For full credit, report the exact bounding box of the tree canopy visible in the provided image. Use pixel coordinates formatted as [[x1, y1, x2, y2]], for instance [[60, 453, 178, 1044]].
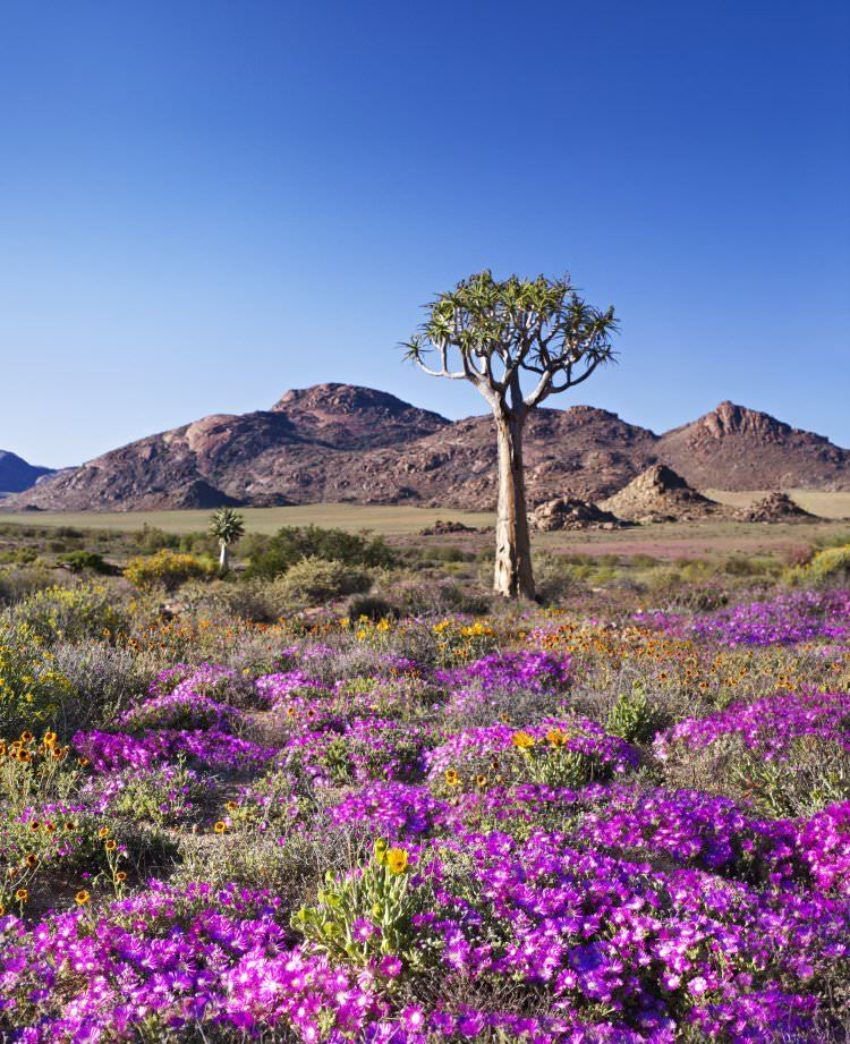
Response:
[[404, 271, 618, 412]]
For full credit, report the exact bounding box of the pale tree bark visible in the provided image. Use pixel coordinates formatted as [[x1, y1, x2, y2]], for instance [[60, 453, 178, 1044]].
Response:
[[219, 542, 230, 575], [493, 408, 535, 599]]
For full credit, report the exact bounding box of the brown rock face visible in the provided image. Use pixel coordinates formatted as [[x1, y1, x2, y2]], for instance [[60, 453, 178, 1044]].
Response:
[[599, 465, 723, 522], [7, 388, 849, 512], [270, 384, 449, 448]]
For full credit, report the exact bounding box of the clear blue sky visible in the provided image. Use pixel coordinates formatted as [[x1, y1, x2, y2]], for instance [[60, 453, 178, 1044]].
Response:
[[1, 0, 848, 468]]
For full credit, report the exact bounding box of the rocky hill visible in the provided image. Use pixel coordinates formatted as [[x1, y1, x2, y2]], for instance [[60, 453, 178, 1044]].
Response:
[[657, 401, 850, 491], [7, 386, 850, 512], [599, 465, 723, 522], [0, 451, 53, 494]]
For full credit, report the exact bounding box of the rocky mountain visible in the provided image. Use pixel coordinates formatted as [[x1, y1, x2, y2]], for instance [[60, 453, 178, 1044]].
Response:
[[0, 451, 53, 494], [7, 386, 850, 512], [657, 401, 850, 491]]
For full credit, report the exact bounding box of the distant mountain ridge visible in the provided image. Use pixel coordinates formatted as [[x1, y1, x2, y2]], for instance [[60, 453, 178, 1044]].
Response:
[[7, 384, 850, 511], [0, 451, 54, 494]]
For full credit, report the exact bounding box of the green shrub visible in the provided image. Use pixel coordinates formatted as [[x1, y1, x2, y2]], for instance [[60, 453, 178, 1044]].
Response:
[[0, 547, 38, 566], [0, 567, 59, 607], [124, 550, 214, 593], [49, 643, 147, 731], [246, 525, 396, 579], [347, 595, 397, 622], [0, 624, 75, 735], [134, 525, 181, 552], [9, 585, 128, 644], [788, 544, 850, 587], [273, 557, 371, 609], [58, 550, 113, 574]]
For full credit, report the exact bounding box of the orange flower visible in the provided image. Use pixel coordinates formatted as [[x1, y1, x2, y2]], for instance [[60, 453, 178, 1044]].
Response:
[[14, 888, 28, 903]]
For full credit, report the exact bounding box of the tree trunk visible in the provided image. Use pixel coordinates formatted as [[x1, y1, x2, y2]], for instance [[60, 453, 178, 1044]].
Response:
[[219, 541, 229, 575], [493, 409, 535, 599]]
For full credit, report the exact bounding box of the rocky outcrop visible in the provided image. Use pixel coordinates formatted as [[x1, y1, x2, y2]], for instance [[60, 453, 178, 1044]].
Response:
[[735, 491, 815, 523], [529, 498, 626, 531], [598, 465, 723, 523], [419, 520, 479, 536]]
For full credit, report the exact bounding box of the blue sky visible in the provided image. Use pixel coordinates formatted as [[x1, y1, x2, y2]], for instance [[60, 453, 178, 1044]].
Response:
[[1, 0, 848, 467]]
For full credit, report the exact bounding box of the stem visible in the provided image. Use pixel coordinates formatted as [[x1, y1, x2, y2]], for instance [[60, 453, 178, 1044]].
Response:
[[492, 409, 535, 599]]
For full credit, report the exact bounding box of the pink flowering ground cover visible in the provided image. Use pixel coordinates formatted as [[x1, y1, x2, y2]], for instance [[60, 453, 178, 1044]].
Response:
[[1, 598, 850, 1041]]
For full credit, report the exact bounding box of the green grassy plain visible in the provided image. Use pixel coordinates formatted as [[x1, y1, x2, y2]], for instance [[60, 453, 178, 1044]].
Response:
[[0, 504, 494, 536], [0, 492, 848, 561]]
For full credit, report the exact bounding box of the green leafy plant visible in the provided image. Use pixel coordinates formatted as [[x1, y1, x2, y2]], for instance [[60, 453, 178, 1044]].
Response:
[[292, 840, 429, 967], [607, 682, 661, 744]]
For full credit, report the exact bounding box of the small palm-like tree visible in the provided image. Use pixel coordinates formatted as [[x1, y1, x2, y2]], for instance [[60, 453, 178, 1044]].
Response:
[[209, 507, 245, 575]]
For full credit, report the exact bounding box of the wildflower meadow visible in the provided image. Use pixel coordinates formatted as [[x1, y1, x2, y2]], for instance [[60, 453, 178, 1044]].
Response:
[[0, 525, 849, 1041]]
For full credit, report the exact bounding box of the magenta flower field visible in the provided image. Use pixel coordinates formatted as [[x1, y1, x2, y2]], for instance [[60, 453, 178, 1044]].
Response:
[[1, 587, 850, 1042]]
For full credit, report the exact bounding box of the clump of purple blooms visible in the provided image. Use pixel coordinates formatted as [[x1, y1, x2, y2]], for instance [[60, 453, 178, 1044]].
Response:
[[637, 590, 850, 646], [436, 650, 571, 692], [654, 689, 850, 761]]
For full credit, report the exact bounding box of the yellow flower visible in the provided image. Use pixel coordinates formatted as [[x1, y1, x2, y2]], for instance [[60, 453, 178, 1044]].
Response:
[[14, 888, 28, 903], [546, 728, 569, 748], [104, 839, 117, 852], [114, 871, 127, 883], [97, 827, 110, 839], [475, 774, 488, 788], [444, 769, 460, 787], [511, 731, 535, 750], [75, 889, 91, 906], [213, 821, 228, 834], [373, 838, 389, 864], [385, 848, 409, 875]]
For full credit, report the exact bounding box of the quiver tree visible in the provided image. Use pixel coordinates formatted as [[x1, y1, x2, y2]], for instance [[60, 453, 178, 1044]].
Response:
[[405, 271, 618, 599], [209, 507, 245, 575]]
